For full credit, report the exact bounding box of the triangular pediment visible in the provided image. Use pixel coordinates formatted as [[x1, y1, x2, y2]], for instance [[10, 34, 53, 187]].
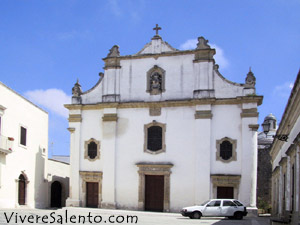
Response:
[[135, 38, 178, 55]]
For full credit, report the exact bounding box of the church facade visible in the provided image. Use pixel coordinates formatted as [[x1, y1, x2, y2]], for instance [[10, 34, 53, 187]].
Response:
[[65, 27, 263, 212]]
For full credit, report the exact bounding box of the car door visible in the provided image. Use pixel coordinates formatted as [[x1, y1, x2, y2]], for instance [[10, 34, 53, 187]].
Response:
[[221, 200, 238, 216], [203, 200, 222, 216]]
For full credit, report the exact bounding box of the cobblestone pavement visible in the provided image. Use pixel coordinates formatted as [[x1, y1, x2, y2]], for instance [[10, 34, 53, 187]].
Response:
[[0, 207, 270, 225]]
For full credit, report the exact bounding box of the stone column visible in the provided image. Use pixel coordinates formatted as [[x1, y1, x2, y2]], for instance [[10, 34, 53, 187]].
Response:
[[101, 108, 118, 208], [194, 105, 212, 204]]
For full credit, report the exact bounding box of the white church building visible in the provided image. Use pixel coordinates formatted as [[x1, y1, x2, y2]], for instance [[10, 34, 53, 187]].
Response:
[[65, 26, 263, 212]]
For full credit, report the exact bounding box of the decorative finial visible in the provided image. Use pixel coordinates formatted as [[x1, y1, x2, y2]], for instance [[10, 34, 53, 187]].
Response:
[[245, 68, 256, 88], [72, 79, 82, 97], [107, 45, 120, 57], [196, 37, 211, 49]]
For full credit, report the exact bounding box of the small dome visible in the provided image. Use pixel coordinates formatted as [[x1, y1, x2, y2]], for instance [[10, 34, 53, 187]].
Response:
[[262, 113, 277, 131], [264, 113, 276, 121]]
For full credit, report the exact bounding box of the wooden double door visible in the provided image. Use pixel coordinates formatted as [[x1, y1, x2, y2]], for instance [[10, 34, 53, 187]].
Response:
[[145, 175, 164, 212], [217, 186, 234, 199], [86, 182, 99, 208]]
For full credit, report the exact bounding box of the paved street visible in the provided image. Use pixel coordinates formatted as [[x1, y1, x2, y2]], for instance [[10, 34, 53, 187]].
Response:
[[0, 207, 270, 225]]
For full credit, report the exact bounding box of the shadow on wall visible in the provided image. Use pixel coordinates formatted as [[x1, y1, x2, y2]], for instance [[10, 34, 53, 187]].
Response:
[[34, 146, 47, 209], [50, 175, 69, 208], [34, 147, 70, 209]]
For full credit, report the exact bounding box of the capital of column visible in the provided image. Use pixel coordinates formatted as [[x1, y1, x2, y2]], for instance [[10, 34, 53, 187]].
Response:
[[67, 127, 76, 133]]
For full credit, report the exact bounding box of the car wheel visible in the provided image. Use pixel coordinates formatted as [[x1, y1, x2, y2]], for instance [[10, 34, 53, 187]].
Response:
[[192, 211, 201, 219], [234, 212, 243, 220]]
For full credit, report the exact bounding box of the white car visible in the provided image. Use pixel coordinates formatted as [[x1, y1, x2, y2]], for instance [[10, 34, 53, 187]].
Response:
[[181, 199, 248, 220]]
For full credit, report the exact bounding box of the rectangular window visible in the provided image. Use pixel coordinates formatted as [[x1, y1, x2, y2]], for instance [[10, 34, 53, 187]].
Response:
[[20, 126, 27, 146]]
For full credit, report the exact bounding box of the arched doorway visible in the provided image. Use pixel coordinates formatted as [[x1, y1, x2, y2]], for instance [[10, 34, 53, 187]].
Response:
[[18, 174, 26, 205], [51, 181, 62, 208]]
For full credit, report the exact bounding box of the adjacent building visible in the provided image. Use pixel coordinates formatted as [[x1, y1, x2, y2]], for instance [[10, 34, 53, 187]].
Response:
[[270, 70, 300, 225], [65, 28, 263, 212], [0, 82, 69, 208]]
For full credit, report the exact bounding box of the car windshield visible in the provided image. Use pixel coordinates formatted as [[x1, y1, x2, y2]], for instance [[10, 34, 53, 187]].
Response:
[[200, 200, 210, 206]]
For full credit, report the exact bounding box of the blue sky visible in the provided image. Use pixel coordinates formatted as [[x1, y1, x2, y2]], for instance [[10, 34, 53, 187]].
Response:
[[1, 0, 299, 157]]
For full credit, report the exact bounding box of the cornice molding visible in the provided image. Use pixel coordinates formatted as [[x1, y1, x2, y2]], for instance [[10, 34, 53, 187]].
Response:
[[102, 113, 118, 122], [65, 96, 263, 111], [249, 124, 259, 131], [68, 114, 82, 122], [241, 108, 259, 118]]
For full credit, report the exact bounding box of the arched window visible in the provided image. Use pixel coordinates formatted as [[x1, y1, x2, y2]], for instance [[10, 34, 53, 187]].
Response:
[[147, 126, 162, 151], [144, 121, 166, 154], [220, 141, 232, 160], [84, 138, 100, 161], [216, 137, 237, 163], [88, 141, 97, 159]]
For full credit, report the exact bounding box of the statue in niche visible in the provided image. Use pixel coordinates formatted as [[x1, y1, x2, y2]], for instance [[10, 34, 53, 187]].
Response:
[[150, 72, 162, 94]]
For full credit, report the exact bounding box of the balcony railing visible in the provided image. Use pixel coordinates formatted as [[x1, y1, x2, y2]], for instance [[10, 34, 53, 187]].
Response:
[[0, 135, 13, 154]]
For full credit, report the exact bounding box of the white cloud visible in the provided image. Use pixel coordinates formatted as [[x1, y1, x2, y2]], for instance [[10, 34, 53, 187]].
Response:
[[25, 89, 71, 118], [179, 39, 198, 50], [179, 39, 229, 69], [210, 44, 229, 69], [273, 82, 294, 97]]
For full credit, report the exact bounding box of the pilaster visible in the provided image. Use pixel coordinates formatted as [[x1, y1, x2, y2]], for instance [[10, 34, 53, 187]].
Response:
[[296, 146, 300, 212], [279, 166, 283, 215], [192, 40, 215, 98], [240, 104, 258, 207], [101, 108, 118, 208], [286, 156, 291, 211], [194, 105, 211, 204], [102, 48, 121, 102], [66, 111, 82, 207]]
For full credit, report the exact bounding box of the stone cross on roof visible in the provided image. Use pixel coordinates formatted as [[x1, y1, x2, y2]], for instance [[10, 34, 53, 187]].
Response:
[[153, 24, 161, 36]]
